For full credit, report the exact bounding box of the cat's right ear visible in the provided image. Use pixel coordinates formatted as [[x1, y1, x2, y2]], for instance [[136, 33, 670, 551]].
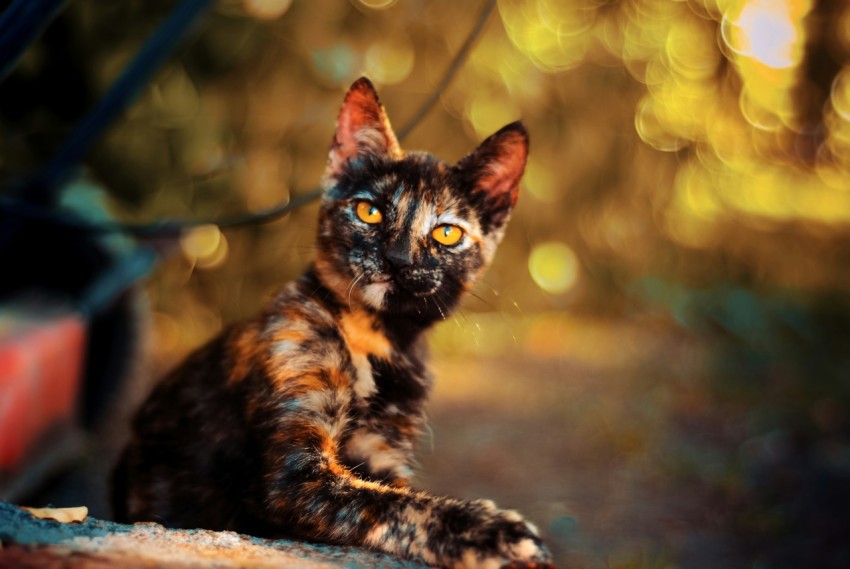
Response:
[[323, 77, 402, 185], [454, 121, 529, 231]]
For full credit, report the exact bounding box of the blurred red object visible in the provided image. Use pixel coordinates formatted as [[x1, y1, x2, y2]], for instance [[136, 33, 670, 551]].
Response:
[[0, 307, 86, 471]]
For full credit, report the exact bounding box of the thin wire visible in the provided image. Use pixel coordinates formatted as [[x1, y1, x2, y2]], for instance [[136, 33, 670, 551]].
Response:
[[0, 0, 498, 237], [395, 0, 496, 141]]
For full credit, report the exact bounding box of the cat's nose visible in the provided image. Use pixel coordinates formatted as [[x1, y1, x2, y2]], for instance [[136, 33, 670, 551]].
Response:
[[385, 242, 413, 268]]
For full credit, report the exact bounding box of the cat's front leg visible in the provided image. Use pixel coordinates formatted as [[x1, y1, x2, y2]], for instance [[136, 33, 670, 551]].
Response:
[[262, 433, 553, 568], [256, 373, 552, 567]]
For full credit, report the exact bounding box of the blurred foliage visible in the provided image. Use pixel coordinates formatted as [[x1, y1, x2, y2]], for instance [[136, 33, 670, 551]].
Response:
[[3, 0, 850, 567]]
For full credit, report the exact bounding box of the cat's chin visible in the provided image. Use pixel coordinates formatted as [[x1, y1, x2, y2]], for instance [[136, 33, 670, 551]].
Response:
[[359, 279, 444, 316]]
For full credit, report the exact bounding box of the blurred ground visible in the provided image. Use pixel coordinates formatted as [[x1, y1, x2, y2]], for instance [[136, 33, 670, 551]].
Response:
[[420, 317, 741, 569]]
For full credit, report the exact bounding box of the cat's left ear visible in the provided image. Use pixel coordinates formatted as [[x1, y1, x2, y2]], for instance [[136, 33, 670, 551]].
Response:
[[324, 77, 402, 183], [454, 121, 528, 231]]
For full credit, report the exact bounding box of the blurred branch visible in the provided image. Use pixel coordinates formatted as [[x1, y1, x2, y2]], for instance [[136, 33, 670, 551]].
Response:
[[0, 0, 68, 82], [0, 188, 325, 237], [0, 0, 498, 238], [396, 0, 496, 141]]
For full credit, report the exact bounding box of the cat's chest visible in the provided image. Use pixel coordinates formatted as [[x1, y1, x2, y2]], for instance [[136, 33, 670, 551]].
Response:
[[338, 311, 390, 400], [341, 354, 430, 483], [338, 311, 430, 408], [345, 347, 430, 414], [365, 356, 429, 415]]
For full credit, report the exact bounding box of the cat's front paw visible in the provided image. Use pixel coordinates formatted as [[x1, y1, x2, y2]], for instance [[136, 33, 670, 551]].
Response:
[[440, 499, 553, 569]]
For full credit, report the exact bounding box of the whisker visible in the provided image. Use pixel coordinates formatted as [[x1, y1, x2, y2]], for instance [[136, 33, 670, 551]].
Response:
[[347, 272, 364, 310], [465, 289, 496, 311], [431, 291, 461, 327], [431, 295, 448, 321]]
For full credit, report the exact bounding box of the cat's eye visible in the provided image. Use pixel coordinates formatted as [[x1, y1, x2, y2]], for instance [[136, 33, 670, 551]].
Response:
[[432, 224, 464, 246], [356, 201, 383, 224]]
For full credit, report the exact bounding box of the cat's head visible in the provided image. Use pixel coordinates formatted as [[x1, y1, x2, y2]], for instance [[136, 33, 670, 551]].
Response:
[[316, 77, 527, 323]]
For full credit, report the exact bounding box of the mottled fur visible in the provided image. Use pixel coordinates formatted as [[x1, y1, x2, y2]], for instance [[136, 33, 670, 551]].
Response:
[[113, 78, 551, 569]]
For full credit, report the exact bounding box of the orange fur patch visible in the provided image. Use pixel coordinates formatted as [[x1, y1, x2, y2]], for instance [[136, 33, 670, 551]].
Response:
[[315, 254, 353, 301], [340, 311, 392, 360], [325, 367, 350, 390], [270, 326, 309, 345], [227, 323, 261, 383]]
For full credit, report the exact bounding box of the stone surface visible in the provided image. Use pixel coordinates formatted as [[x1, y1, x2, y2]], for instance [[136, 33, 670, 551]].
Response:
[[0, 501, 429, 568]]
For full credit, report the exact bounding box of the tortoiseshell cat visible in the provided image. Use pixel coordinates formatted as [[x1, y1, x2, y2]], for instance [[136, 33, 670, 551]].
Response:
[[112, 78, 552, 569]]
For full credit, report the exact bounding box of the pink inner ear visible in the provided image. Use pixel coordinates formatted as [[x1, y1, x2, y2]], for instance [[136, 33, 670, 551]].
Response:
[[336, 90, 380, 157], [477, 131, 528, 206], [480, 172, 522, 206], [327, 80, 401, 179]]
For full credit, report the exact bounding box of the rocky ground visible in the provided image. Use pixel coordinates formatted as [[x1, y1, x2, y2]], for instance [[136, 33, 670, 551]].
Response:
[[0, 501, 428, 568]]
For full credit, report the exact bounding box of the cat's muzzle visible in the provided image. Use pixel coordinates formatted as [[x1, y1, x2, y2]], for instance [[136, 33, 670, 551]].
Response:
[[394, 268, 441, 297]]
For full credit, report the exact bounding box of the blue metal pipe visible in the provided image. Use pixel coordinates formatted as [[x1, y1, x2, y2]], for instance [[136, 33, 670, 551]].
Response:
[[0, 0, 69, 82]]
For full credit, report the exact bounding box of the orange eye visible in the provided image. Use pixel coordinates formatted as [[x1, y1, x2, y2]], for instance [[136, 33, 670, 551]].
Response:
[[432, 224, 464, 246], [356, 201, 383, 224]]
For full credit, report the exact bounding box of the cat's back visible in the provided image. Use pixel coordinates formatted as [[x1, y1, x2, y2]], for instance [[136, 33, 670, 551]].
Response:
[[113, 277, 346, 529], [133, 276, 345, 434]]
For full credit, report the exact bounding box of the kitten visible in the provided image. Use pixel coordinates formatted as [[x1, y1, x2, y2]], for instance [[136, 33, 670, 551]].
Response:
[[112, 77, 552, 569]]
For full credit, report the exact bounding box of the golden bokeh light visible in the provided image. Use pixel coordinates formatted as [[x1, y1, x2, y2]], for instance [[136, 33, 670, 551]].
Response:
[[635, 95, 686, 152], [180, 224, 229, 269], [196, 233, 229, 269], [721, 0, 812, 134], [357, 0, 397, 10], [722, 0, 806, 69], [364, 39, 415, 85], [498, 0, 592, 72], [180, 224, 220, 259], [242, 0, 293, 20], [15, 0, 850, 358], [465, 91, 521, 138], [664, 17, 720, 81], [528, 242, 579, 295], [830, 67, 850, 121], [522, 157, 559, 203]]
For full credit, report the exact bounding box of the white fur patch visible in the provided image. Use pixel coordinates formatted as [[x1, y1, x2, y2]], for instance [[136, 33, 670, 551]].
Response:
[[412, 205, 438, 239], [361, 282, 390, 309], [364, 523, 391, 547], [295, 390, 348, 439], [350, 353, 376, 399], [510, 538, 540, 560], [345, 428, 412, 479], [268, 314, 343, 374], [457, 550, 502, 569]]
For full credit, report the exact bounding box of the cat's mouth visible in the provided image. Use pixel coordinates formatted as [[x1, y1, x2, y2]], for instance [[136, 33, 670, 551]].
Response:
[[356, 269, 441, 308], [392, 269, 441, 298]]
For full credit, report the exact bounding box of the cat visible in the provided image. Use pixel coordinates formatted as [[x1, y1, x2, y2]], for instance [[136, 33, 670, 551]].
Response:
[[112, 77, 552, 569]]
